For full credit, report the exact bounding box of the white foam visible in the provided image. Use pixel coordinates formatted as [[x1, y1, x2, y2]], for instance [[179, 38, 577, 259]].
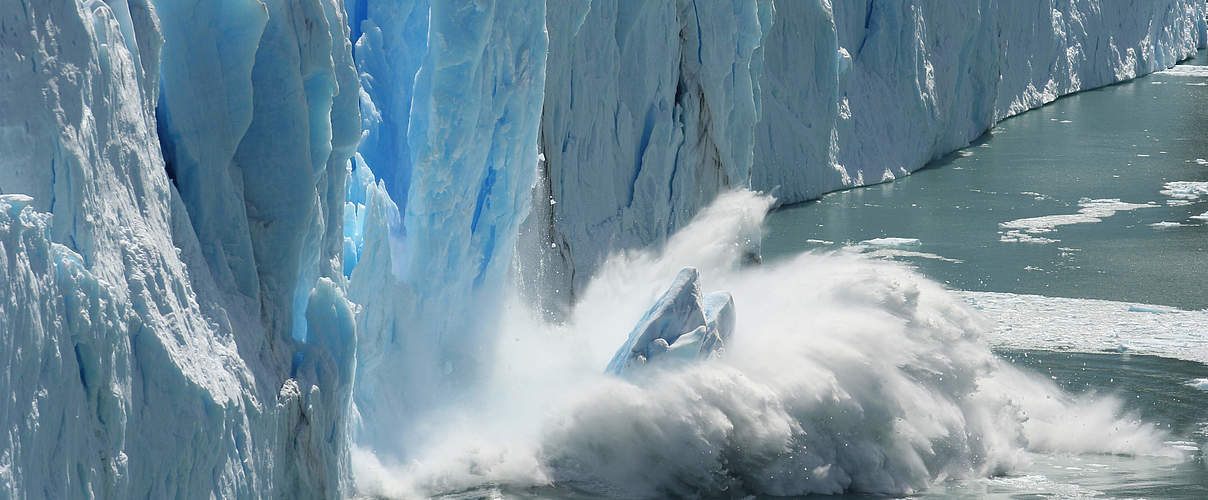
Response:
[[861, 248, 963, 263], [1157, 65, 1208, 77], [962, 291, 1208, 364]]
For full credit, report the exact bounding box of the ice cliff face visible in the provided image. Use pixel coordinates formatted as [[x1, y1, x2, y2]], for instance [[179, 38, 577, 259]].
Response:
[[531, 0, 1208, 303], [342, 0, 548, 455], [521, 0, 773, 309], [767, 0, 1208, 202], [1, 0, 356, 497]]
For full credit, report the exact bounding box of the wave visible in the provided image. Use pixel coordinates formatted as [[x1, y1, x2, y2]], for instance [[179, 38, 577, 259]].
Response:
[[353, 190, 1177, 499]]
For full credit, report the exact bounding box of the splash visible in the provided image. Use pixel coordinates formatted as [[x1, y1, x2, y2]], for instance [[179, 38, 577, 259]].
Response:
[[353, 191, 1175, 498]]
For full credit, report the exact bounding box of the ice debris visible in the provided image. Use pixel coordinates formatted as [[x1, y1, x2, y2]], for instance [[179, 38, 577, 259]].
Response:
[[606, 268, 735, 375]]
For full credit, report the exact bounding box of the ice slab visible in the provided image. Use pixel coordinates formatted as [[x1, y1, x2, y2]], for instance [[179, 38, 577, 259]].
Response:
[[861, 237, 922, 247], [1161, 181, 1208, 200], [999, 199, 1156, 244], [606, 267, 736, 375]]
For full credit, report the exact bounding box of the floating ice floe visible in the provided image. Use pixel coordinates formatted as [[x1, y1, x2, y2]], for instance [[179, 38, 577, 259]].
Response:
[[998, 198, 1156, 244], [1160, 181, 1208, 200], [1150, 221, 1186, 228], [860, 237, 922, 247]]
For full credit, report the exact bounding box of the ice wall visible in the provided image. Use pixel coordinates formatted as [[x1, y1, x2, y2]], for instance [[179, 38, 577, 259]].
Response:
[[770, 0, 1208, 202], [0, 0, 358, 497], [344, 0, 549, 455], [533, 0, 1208, 303], [523, 0, 772, 307]]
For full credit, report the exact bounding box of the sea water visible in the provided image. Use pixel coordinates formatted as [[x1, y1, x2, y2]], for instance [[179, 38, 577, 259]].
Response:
[[758, 50, 1208, 498]]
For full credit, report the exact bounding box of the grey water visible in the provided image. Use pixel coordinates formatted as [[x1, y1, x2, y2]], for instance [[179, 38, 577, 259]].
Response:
[[758, 50, 1208, 498]]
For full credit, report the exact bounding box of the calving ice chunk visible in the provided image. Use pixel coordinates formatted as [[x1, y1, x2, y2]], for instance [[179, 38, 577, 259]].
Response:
[[606, 267, 736, 375]]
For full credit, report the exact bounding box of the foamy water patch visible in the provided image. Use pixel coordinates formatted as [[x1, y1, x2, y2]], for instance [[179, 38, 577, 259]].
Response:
[[862, 248, 963, 263], [841, 238, 963, 263], [962, 292, 1208, 364], [1157, 65, 1208, 77]]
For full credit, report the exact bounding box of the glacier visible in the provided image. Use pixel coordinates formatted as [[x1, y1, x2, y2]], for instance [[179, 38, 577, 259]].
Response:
[[528, 0, 1208, 305], [1, 0, 1206, 498], [1, 0, 357, 497], [343, 0, 548, 454]]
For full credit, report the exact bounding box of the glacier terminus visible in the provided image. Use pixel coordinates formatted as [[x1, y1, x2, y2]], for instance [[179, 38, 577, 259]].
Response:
[[1, 0, 1206, 498]]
